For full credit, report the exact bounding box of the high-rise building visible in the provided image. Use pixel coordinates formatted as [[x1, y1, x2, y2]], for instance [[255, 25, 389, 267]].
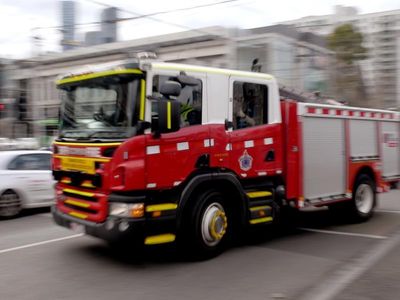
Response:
[[84, 7, 118, 46], [61, 1, 76, 51], [281, 6, 400, 109], [101, 7, 117, 43]]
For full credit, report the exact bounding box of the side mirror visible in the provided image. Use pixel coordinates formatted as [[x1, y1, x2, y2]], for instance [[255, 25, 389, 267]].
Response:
[[151, 100, 180, 136], [160, 80, 181, 97], [137, 120, 151, 133]]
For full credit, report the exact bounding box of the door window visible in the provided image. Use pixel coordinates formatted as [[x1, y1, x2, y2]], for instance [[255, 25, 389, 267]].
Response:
[[7, 154, 51, 170], [152, 75, 202, 127], [232, 81, 268, 130]]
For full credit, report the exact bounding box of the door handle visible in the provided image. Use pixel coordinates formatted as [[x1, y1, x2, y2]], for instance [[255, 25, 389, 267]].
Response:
[[265, 150, 275, 162]]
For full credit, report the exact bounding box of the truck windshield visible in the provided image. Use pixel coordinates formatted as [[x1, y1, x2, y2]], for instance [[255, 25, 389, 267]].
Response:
[[59, 76, 142, 140]]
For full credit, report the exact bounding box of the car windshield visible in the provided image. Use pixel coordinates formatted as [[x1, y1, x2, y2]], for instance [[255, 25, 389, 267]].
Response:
[[59, 75, 142, 139]]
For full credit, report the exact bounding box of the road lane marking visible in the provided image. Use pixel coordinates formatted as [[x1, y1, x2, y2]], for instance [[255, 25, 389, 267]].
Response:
[[38, 213, 52, 217], [298, 228, 400, 300], [298, 227, 387, 239], [0, 234, 84, 255], [376, 209, 400, 214]]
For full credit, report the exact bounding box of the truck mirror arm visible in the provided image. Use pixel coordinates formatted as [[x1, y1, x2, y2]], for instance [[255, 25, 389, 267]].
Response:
[[225, 119, 233, 130]]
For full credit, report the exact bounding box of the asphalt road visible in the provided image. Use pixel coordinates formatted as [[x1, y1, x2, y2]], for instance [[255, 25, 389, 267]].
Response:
[[0, 190, 399, 300]]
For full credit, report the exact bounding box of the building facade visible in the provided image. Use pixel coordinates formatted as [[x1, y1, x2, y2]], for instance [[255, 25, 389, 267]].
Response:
[[8, 25, 333, 141], [281, 5, 400, 109]]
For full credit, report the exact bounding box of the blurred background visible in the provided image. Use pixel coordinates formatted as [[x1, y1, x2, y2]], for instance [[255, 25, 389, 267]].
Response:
[[0, 0, 399, 148]]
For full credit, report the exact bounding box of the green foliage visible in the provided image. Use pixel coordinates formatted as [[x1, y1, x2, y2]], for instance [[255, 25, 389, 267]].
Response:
[[328, 24, 367, 64]]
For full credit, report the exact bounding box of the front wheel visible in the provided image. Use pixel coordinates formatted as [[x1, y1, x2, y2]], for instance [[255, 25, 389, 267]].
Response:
[[180, 189, 230, 259]]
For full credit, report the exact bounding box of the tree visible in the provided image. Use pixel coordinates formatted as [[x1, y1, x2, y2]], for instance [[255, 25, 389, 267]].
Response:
[[327, 24, 369, 106], [328, 24, 367, 65]]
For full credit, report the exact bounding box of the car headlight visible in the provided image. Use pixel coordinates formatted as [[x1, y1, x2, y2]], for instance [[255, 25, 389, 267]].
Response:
[[109, 203, 144, 218]]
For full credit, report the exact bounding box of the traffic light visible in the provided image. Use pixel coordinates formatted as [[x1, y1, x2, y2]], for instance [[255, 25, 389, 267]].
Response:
[[17, 96, 27, 121], [0, 102, 6, 119]]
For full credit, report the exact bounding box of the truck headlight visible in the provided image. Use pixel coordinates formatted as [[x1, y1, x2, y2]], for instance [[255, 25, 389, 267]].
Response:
[[109, 203, 144, 218]]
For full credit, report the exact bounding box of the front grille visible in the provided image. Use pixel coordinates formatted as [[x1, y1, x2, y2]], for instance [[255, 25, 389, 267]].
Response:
[[53, 170, 102, 188], [63, 190, 97, 202], [64, 202, 98, 214], [58, 188, 108, 222]]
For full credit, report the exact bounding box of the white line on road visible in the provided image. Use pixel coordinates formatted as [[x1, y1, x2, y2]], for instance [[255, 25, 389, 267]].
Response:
[[299, 227, 387, 239], [376, 209, 400, 214], [0, 234, 84, 255], [38, 213, 52, 217], [298, 228, 400, 300]]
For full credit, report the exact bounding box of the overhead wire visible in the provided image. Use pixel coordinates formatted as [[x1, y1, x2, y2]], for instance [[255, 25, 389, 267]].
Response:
[[63, 0, 263, 50], [31, 0, 242, 31], [2, 0, 267, 57]]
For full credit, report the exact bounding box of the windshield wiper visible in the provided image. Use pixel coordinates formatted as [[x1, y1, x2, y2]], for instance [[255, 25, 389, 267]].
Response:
[[60, 130, 90, 139], [88, 130, 131, 139]]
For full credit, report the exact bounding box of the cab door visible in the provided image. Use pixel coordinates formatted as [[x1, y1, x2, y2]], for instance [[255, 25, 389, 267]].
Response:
[[145, 71, 209, 189], [226, 76, 282, 179]]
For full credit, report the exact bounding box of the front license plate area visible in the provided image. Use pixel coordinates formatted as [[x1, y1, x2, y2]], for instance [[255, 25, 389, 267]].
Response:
[[70, 222, 85, 233], [61, 157, 95, 174]]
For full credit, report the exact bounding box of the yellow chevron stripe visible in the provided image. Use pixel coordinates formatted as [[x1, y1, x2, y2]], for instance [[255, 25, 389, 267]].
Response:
[[247, 191, 272, 198], [54, 141, 121, 147], [57, 69, 143, 85], [68, 211, 88, 219], [249, 217, 273, 225], [65, 199, 90, 208], [250, 205, 270, 211], [144, 234, 176, 245], [63, 188, 94, 198], [146, 203, 177, 212]]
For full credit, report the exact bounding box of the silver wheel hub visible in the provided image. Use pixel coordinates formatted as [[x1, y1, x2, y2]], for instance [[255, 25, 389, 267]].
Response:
[[355, 184, 373, 214], [0, 192, 21, 217], [201, 202, 228, 247]]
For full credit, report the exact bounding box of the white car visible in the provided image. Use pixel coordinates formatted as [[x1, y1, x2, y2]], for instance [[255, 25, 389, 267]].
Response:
[[0, 150, 55, 217]]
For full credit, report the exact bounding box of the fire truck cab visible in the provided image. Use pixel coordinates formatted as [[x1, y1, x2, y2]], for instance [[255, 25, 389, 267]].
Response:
[[52, 58, 400, 257]]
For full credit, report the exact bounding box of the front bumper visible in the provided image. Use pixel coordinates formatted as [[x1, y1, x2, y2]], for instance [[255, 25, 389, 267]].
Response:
[[52, 206, 176, 244]]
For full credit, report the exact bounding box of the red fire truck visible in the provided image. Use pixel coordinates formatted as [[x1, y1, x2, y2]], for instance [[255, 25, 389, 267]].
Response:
[[52, 59, 400, 257]]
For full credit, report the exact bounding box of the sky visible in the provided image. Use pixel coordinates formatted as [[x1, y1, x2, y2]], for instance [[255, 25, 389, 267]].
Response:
[[0, 0, 399, 59]]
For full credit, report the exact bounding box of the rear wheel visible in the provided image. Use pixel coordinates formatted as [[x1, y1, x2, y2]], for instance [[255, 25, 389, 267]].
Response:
[[328, 174, 376, 222], [180, 189, 230, 259], [0, 190, 22, 218], [351, 175, 376, 221]]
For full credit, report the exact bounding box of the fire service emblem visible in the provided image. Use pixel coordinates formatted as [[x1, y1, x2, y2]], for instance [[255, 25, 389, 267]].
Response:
[[239, 150, 253, 171]]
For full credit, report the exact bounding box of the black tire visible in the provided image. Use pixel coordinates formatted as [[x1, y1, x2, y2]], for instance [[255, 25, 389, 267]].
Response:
[[0, 190, 22, 218], [349, 174, 376, 222], [179, 189, 231, 260]]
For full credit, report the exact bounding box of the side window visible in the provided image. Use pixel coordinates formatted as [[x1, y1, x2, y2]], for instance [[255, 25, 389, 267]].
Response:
[[7, 154, 51, 170], [232, 81, 268, 130], [152, 75, 202, 127], [36, 154, 52, 170]]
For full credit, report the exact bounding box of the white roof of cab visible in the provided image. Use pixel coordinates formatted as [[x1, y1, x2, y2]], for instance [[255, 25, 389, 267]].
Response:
[[57, 60, 276, 84], [151, 62, 275, 81]]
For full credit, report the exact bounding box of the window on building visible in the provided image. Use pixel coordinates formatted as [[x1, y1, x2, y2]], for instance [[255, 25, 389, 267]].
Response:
[[49, 77, 56, 101], [152, 74, 202, 127], [232, 81, 268, 130]]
